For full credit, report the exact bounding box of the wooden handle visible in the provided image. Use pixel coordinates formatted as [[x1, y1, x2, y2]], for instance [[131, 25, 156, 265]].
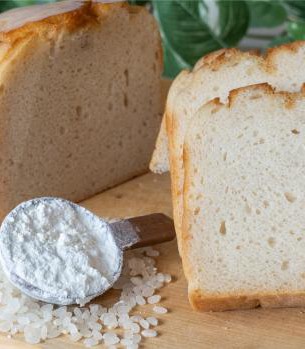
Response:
[[110, 213, 176, 250], [126, 213, 176, 249]]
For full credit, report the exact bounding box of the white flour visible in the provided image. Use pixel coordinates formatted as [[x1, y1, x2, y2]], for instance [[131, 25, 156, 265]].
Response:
[[0, 198, 121, 304]]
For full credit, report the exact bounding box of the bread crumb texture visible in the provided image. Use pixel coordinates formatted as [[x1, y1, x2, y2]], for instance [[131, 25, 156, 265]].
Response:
[[163, 40, 305, 258], [183, 83, 305, 311]]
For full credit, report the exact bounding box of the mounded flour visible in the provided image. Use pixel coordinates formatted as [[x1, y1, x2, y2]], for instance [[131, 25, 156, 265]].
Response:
[[0, 198, 172, 347], [0, 198, 121, 304]]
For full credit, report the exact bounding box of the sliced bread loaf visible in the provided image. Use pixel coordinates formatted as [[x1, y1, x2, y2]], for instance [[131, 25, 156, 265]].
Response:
[[152, 43, 305, 255], [183, 83, 305, 311], [0, 0, 162, 218]]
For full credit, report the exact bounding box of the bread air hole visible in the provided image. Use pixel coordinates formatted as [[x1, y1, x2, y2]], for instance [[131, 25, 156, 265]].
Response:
[[249, 94, 262, 100], [281, 261, 289, 271], [291, 129, 300, 134], [194, 207, 200, 215], [245, 204, 251, 214], [223, 152, 227, 161], [219, 221, 226, 235], [124, 94, 128, 107], [268, 237, 276, 247], [76, 106, 82, 118], [124, 69, 129, 86], [284, 192, 296, 203]]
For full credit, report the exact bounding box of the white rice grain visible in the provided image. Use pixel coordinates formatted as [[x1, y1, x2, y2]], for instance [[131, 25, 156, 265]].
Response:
[[146, 317, 158, 326], [141, 329, 157, 338], [139, 319, 149, 330], [84, 337, 99, 347], [153, 306, 168, 314], [103, 332, 120, 345], [0, 247, 169, 347], [147, 295, 161, 304], [135, 295, 146, 306]]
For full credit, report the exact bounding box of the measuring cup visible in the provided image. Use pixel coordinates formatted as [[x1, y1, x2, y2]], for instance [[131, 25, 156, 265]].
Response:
[[0, 197, 175, 305]]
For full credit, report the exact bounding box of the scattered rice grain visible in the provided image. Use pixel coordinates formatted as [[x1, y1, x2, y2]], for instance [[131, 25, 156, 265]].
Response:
[[148, 295, 161, 304], [153, 306, 168, 314], [141, 329, 157, 337], [146, 317, 158, 326]]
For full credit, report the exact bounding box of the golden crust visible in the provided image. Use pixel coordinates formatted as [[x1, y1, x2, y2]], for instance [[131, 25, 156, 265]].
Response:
[[0, 1, 156, 82], [266, 40, 305, 59], [0, 0, 138, 45], [189, 289, 305, 312], [180, 139, 197, 283], [199, 82, 305, 110]]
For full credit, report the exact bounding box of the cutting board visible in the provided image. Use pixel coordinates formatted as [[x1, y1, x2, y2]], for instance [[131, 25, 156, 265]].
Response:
[[1, 172, 305, 349]]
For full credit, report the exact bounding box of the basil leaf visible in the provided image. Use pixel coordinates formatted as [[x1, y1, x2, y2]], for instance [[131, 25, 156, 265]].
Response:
[[248, 0, 287, 28], [153, 0, 249, 78]]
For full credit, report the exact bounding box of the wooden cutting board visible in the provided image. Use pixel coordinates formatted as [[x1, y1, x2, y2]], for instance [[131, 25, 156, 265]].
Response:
[[2, 172, 305, 349]]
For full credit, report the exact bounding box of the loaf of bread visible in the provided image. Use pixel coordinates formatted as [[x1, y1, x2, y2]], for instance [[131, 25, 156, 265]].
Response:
[[183, 83, 305, 311], [0, 0, 162, 218], [151, 43, 305, 256]]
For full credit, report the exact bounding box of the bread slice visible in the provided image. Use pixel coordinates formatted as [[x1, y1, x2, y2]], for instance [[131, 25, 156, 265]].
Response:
[[183, 83, 305, 312], [0, 0, 162, 218], [154, 43, 305, 256]]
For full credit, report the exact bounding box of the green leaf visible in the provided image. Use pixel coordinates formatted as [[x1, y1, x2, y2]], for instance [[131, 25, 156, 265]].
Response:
[[0, 0, 57, 12], [128, 0, 150, 5], [163, 41, 190, 78], [284, 0, 305, 21], [0, 0, 20, 12], [153, 0, 249, 78], [269, 34, 293, 47], [247, 0, 287, 28], [13, 0, 55, 6], [287, 20, 305, 39]]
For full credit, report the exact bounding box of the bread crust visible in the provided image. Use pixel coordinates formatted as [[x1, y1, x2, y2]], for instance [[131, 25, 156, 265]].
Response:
[[209, 82, 305, 110], [0, 1, 127, 42], [0, 1, 151, 66], [182, 82, 305, 312], [189, 289, 305, 312]]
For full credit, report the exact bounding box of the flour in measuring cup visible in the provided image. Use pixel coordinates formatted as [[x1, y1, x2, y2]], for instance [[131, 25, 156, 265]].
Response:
[[0, 199, 121, 304]]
